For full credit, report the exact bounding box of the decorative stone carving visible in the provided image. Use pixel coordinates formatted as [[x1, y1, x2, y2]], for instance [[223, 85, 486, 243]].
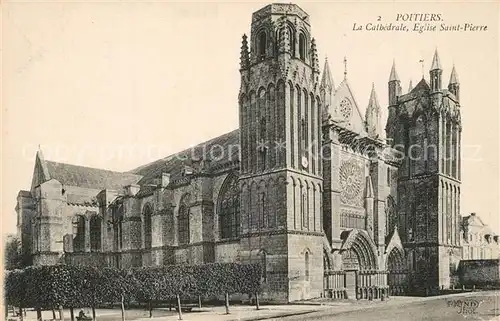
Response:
[[340, 160, 363, 206], [339, 98, 353, 121]]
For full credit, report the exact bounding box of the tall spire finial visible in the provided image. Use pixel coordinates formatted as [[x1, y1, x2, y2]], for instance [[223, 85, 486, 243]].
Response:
[[408, 79, 413, 92], [343, 56, 347, 80]]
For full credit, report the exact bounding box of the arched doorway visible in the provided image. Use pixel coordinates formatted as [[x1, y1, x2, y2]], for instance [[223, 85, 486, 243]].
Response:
[[339, 229, 379, 299], [387, 248, 408, 295]]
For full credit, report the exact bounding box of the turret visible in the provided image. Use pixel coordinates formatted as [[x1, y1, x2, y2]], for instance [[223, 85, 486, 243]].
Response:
[[386, 60, 401, 142], [448, 64, 460, 101], [430, 49, 443, 92], [388, 60, 401, 106], [365, 83, 383, 139]]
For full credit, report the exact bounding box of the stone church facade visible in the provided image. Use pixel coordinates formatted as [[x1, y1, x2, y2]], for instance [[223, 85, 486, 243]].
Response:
[[16, 3, 478, 302]]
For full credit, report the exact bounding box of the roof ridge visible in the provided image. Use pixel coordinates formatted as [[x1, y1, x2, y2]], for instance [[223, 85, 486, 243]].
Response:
[[130, 128, 240, 174], [46, 160, 140, 176]]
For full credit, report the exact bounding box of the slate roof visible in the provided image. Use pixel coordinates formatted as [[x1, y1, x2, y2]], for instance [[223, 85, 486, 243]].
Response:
[[411, 78, 430, 92], [130, 129, 240, 185], [45, 161, 142, 190]]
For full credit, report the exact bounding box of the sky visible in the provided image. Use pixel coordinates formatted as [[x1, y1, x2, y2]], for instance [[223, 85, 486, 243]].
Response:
[[2, 1, 499, 236]]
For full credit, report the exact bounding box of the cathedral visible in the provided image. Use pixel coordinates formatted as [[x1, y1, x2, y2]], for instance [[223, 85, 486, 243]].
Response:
[[17, 3, 470, 302]]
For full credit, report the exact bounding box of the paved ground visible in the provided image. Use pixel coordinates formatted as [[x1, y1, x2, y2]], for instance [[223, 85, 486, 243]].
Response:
[[271, 291, 500, 321], [9, 291, 500, 321], [8, 304, 329, 321]]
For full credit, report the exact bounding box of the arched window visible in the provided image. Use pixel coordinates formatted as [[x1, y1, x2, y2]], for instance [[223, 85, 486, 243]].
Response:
[[301, 192, 307, 228], [288, 26, 296, 57], [387, 167, 391, 186], [299, 33, 306, 61], [305, 251, 310, 281], [218, 175, 240, 239], [258, 31, 267, 61], [143, 204, 153, 249], [260, 251, 267, 282], [178, 194, 191, 245], [113, 204, 124, 251], [72, 215, 86, 252], [90, 215, 102, 252], [301, 119, 307, 156], [32, 219, 39, 252], [260, 192, 266, 228]]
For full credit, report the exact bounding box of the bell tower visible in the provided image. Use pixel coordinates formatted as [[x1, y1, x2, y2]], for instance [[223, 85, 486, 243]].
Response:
[[238, 3, 324, 302]]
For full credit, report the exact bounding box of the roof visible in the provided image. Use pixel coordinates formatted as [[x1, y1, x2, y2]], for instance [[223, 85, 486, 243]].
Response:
[[130, 129, 240, 185], [411, 78, 430, 92], [45, 161, 142, 190], [462, 213, 486, 228]]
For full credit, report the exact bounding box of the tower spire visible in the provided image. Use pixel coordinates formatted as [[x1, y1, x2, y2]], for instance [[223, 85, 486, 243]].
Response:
[[408, 80, 413, 93], [387, 59, 402, 141], [389, 60, 400, 82], [321, 57, 334, 89], [449, 64, 459, 84], [430, 48, 443, 91], [430, 48, 442, 71], [448, 64, 460, 101], [366, 83, 382, 139], [320, 57, 334, 115]]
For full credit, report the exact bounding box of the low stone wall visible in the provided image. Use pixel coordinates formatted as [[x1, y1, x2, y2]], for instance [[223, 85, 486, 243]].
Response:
[[64, 252, 111, 267], [458, 259, 500, 287]]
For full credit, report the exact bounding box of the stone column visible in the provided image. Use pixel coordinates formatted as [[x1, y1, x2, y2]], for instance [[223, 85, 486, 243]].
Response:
[[323, 126, 342, 249]]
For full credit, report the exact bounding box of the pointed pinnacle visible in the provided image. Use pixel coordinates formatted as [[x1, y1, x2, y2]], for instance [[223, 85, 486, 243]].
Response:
[[449, 64, 459, 84], [321, 58, 334, 89], [408, 80, 413, 92], [389, 60, 400, 82], [367, 83, 380, 111], [430, 48, 442, 71]]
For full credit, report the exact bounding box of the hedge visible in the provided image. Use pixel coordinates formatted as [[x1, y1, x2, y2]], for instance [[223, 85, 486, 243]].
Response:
[[5, 262, 261, 311]]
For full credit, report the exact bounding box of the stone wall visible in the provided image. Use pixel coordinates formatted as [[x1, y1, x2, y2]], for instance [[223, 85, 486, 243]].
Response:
[[458, 259, 500, 287]]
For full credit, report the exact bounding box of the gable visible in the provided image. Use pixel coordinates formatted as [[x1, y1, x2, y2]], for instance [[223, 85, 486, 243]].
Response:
[[411, 78, 430, 93], [31, 152, 51, 190], [331, 80, 367, 135]]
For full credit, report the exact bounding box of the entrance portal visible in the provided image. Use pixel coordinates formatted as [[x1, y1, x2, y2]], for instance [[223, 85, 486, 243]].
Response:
[[387, 248, 407, 295]]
